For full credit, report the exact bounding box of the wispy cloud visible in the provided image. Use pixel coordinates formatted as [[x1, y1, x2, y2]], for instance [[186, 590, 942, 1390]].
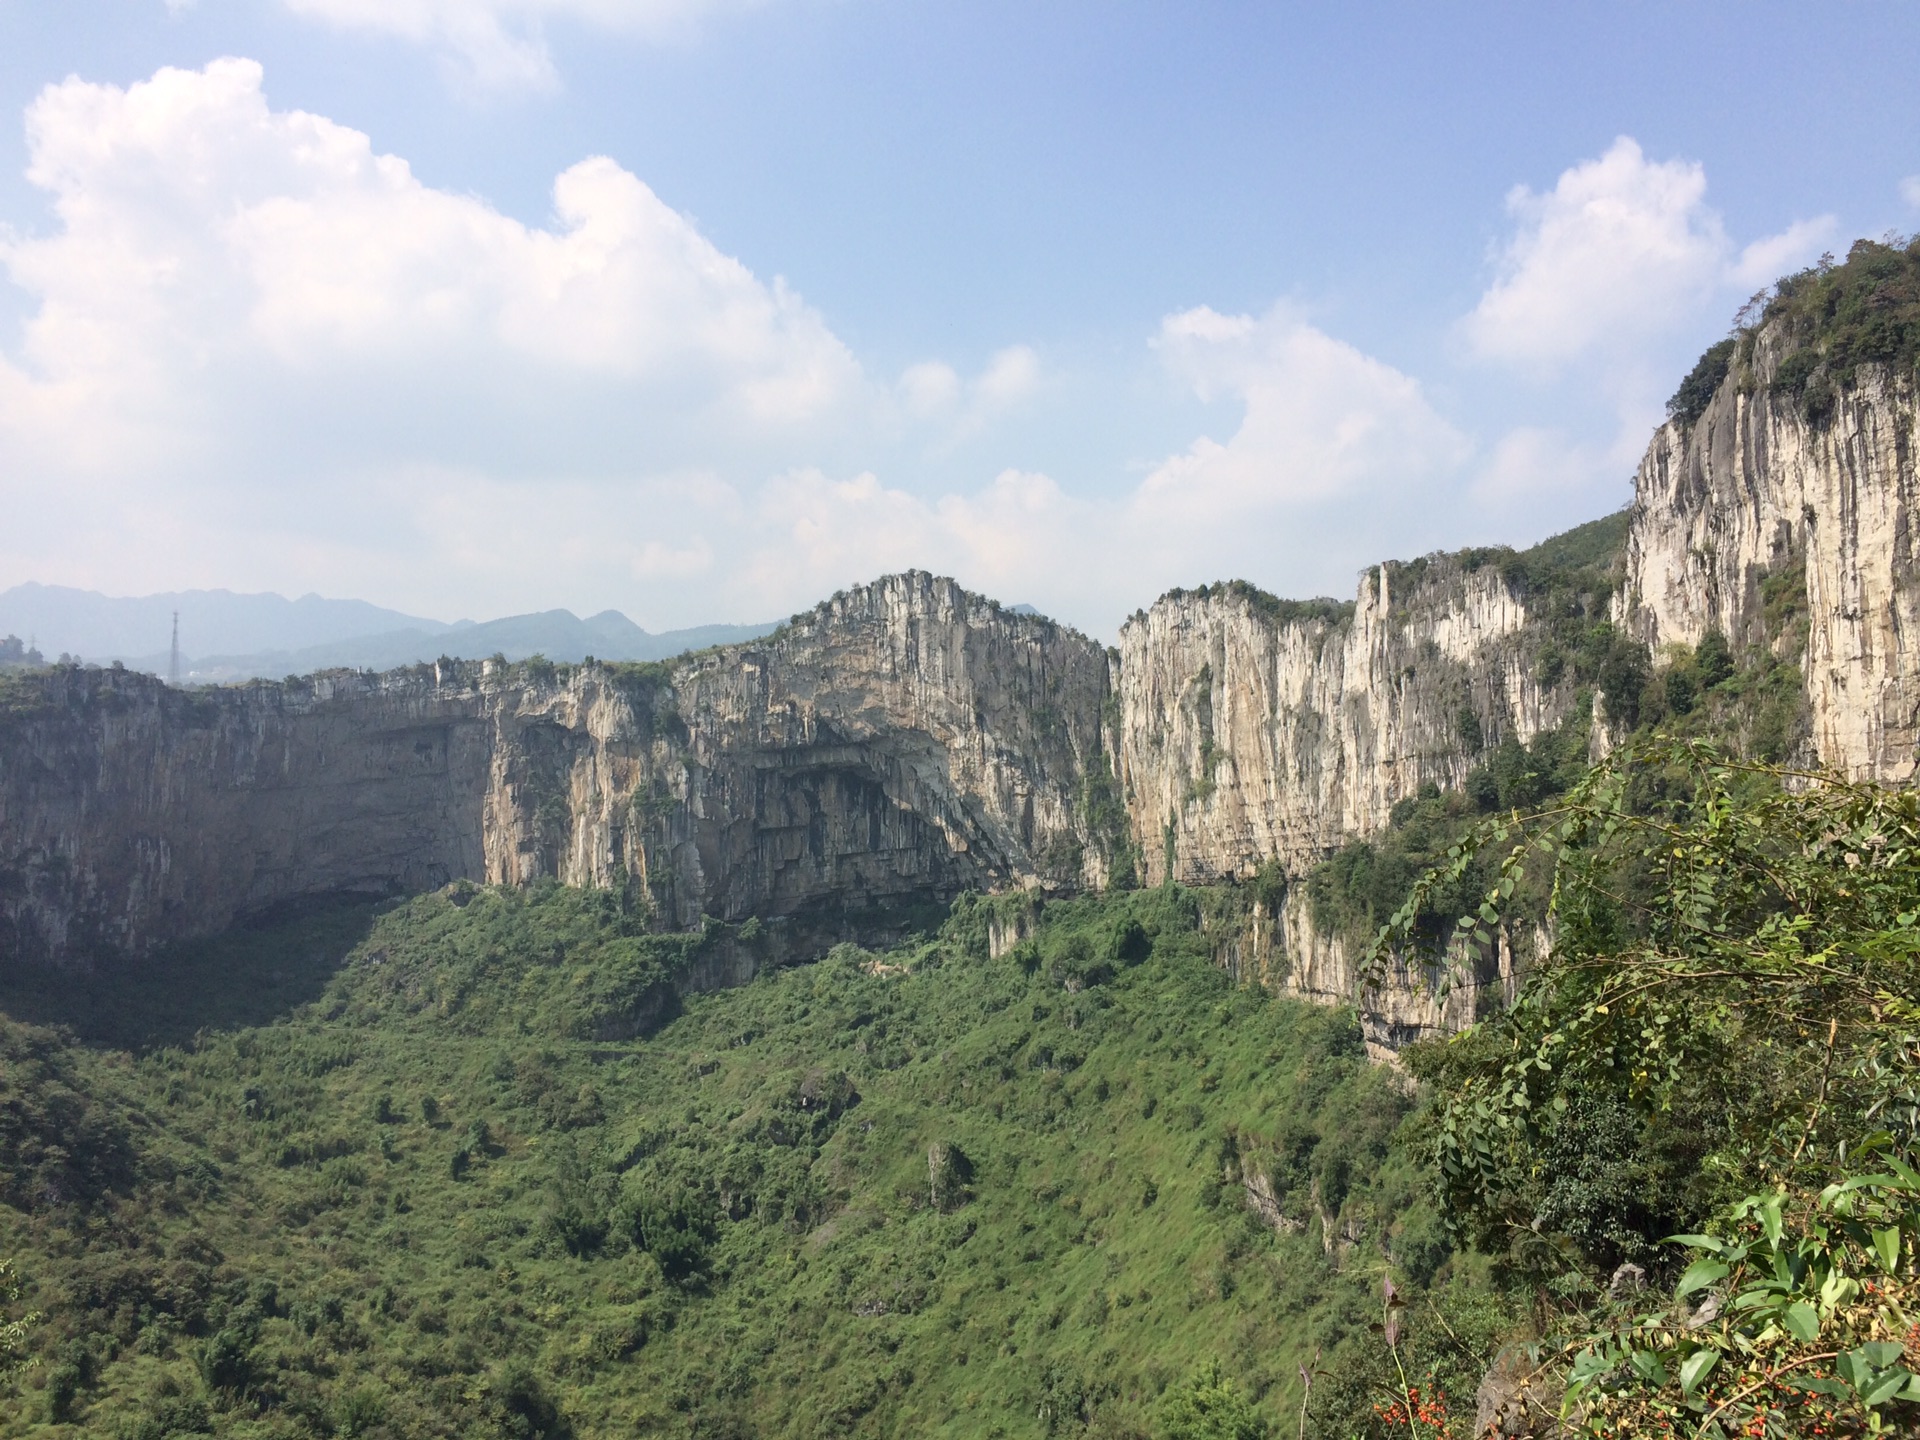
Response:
[[279, 0, 767, 90]]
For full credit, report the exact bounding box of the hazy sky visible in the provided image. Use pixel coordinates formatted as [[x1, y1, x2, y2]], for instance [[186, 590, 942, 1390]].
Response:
[[2, 2, 1916, 635]]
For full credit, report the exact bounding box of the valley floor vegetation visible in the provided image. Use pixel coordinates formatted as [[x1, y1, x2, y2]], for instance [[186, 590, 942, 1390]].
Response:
[[0, 882, 1451, 1439]]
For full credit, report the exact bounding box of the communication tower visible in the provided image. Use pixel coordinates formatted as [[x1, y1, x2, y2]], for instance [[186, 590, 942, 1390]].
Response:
[[169, 611, 181, 686]]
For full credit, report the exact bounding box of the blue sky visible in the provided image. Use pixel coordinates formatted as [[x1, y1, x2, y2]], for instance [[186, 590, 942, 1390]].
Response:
[[2, 1, 1916, 634]]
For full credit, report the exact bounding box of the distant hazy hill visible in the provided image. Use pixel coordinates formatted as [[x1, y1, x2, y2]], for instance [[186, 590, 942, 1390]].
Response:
[[0, 583, 777, 681], [0, 583, 449, 661], [177, 611, 781, 681]]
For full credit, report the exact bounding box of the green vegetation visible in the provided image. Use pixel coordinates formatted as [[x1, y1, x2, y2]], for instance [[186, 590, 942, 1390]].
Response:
[[1156, 1361, 1267, 1440], [1382, 513, 1637, 721], [1366, 738, 1920, 1435], [0, 884, 1450, 1439], [1081, 735, 1139, 889], [0, 670, 56, 721], [1667, 337, 1737, 425], [1304, 709, 1594, 964], [1, 1260, 33, 1378], [6, 511, 1905, 1437], [1665, 235, 1920, 428], [1754, 235, 1920, 424], [1150, 581, 1357, 631], [0, 636, 45, 669]]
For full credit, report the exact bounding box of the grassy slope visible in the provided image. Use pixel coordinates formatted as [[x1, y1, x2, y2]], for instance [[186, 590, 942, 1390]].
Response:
[[0, 885, 1440, 1440]]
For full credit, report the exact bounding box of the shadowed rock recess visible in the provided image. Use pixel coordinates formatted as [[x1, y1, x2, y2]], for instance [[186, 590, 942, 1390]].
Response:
[[4, 302, 1919, 1049], [0, 575, 1109, 973]]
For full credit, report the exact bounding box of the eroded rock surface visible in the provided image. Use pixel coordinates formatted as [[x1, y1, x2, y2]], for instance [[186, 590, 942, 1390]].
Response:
[[7, 346, 1920, 1051], [0, 574, 1110, 968], [1621, 333, 1920, 779], [1115, 561, 1584, 886]]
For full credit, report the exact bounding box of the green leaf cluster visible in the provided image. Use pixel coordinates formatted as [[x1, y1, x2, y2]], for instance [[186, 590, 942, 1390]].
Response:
[[1571, 1159, 1920, 1435]]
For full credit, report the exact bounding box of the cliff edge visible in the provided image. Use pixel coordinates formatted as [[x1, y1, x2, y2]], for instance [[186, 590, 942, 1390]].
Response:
[[0, 574, 1112, 968]]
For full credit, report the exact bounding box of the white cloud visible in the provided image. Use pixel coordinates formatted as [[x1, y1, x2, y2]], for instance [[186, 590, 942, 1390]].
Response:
[[1468, 426, 1608, 506], [0, 75, 1786, 638], [1463, 137, 1833, 370], [897, 361, 962, 419], [716, 299, 1483, 622], [974, 345, 1040, 410], [1902, 176, 1920, 210], [1464, 139, 1724, 367], [281, 0, 760, 89], [1142, 304, 1468, 515], [729, 466, 1100, 626], [0, 59, 859, 476], [0, 58, 914, 625], [894, 344, 1042, 438], [1729, 216, 1838, 291], [660, 303, 1483, 628]]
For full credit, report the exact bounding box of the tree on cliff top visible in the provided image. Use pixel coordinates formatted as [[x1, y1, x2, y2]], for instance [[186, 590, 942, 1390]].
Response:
[[1753, 235, 1919, 424], [0, 635, 44, 668]]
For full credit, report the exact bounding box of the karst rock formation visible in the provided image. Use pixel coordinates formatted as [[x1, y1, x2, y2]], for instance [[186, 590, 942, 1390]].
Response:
[[4, 305, 1916, 1052]]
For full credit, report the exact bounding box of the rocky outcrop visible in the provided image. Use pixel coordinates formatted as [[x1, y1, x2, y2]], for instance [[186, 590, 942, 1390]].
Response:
[[1203, 888, 1530, 1059], [0, 574, 1111, 969], [0, 664, 497, 964], [0, 561, 1598, 1047], [1621, 331, 1920, 779], [646, 575, 1111, 929], [1116, 563, 1585, 886]]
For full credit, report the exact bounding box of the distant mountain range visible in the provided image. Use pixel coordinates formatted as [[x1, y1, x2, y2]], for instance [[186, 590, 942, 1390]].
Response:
[[0, 583, 778, 682]]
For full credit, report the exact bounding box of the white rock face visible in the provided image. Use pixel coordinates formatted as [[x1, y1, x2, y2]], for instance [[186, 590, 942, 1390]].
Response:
[[1621, 334, 1920, 779], [0, 573, 1111, 968], [1207, 893, 1521, 1060], [1115, 561, 1580, 885], [1114, 561, 1579, 1046]]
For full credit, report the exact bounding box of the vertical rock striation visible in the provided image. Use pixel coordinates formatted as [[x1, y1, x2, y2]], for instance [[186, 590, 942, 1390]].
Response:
[[1115, 562, 1585, 884], [1620, 334, 1920, 779], [0, 574, 1111, 969], [642, 572, 1111, 930]]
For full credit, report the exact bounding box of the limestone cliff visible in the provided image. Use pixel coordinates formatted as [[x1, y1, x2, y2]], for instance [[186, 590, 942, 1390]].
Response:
[[1110, 560, 1588, 1047], [1208, 892, 1530, 1061], [0, 574, 1110, 968], [1621, 329, 1920, 780], [646, 574, 1111, 927], [1114, 563, 1588, 887]]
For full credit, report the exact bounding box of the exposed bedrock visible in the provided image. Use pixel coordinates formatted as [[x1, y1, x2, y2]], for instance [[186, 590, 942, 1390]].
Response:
[[1620, 336, 1920, 780], [0, 574, 1110, 969], [1115, 561, 1585, 887], [1111, 560, 1583, 1046]]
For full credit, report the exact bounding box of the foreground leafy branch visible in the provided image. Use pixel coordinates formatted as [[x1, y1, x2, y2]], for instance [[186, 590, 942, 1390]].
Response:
[[1363, 737, 1920, 1435], [1571, 1156, 1920, 1435]]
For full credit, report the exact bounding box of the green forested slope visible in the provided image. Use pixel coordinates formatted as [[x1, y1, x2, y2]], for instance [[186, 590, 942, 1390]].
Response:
[[0, 886, 1454, 1440]]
